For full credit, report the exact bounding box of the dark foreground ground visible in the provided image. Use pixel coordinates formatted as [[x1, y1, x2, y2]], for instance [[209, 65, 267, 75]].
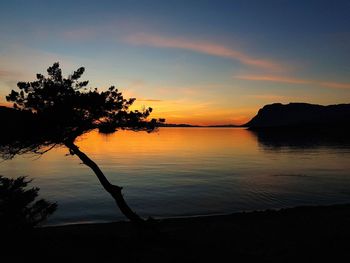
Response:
[[3, 204, 350, 262]]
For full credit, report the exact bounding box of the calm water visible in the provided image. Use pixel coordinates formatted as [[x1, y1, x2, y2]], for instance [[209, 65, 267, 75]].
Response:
[[1, 127, 350, 225]]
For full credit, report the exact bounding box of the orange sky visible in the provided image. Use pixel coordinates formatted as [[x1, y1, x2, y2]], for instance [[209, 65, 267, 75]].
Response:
[[1, 1, 350, 126], [131, 99, 255, 125]]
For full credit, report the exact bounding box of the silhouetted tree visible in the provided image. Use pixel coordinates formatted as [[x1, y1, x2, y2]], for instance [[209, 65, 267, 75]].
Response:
[[2, 62, 163, 224], [0, 176, 57, 231]]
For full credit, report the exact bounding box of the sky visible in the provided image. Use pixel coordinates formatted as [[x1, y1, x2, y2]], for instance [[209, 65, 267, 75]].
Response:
[[1, 0, 350, 125]]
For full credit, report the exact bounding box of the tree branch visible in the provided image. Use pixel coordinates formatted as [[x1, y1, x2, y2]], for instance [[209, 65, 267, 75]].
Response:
[[64, 141, 144, 224]]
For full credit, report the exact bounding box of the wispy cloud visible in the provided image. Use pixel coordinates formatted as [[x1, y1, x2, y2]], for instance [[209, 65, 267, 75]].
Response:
[[235, 74, 350, 90], [125, 33, 283, 71], [0, 70, 10, 77], [318, 81, 350, 89], [0, 69, 20, 79], [137, 99, 163, 102], [249, 94, 287, 101]]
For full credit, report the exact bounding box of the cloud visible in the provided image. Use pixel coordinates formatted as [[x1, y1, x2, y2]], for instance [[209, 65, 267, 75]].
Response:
[[318, 81, 350, 89], [125, 33, 283, 71], [0, 70, 10, 77], [0, 69, 19, 79], [235, 75, 350, 90], [137, 99, 163, 102], [249, 94, 287, 101]]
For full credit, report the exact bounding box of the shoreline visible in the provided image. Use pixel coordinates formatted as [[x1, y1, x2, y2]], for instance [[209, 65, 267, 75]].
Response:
[[4, 203, 350, 262], [43, 201, 349, 227], [42, 202, 350, 229], [45, 200, 350, 227]]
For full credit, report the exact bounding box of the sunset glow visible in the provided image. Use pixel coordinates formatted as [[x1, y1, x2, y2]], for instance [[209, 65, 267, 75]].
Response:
[[2, 2, 350, 258], [1, 1, 349, 125]]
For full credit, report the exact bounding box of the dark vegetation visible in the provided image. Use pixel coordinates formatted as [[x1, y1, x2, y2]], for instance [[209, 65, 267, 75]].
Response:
[[0, 176, 56, 232], [0, 106, 35, 143], [0, 62, 163, 224]]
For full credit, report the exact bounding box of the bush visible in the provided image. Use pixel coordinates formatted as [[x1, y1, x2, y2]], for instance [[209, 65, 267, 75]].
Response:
[[0, 176, 57, 231]]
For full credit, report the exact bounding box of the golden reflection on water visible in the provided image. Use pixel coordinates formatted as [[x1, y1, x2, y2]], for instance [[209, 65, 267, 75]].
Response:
[[75, 127, 258, 157], [1, 127, 350, 225]]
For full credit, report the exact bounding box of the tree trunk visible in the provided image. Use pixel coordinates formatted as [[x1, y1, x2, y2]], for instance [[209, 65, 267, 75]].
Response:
[[64, 141, 144, 224]]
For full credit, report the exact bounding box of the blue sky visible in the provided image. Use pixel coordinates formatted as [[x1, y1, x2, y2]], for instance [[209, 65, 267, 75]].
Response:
[[1, 0, 350, 124]]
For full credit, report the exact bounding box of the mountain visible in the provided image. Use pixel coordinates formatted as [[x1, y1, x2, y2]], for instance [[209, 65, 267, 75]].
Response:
[[245, 103, 350, 129]]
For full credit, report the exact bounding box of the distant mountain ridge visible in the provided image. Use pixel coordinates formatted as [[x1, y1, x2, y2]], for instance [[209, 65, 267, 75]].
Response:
[[3, 103, 350, 132], [157, 123, 238, 128], [245, 103, 350, 129]]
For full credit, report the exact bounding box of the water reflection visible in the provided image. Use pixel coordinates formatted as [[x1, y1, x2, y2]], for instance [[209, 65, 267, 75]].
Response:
[[250, 128, 350, 150], [1, 127, 350, 225]]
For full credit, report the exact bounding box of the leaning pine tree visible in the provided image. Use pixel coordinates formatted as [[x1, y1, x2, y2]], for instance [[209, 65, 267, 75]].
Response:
[[3, 62, 163, 224]]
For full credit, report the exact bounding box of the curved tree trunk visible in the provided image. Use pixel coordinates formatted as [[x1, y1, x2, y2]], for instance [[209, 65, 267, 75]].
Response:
[[64, 141, 145, 224]]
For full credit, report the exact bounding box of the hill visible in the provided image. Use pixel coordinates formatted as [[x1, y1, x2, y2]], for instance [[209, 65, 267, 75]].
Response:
[[245, 103, 350, 129]]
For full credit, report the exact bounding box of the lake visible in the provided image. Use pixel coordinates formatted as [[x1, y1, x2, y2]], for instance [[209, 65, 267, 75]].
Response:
[[1, 127, 350, 225]]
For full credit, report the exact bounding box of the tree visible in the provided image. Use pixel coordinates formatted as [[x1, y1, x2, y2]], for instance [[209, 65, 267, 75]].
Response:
[[0, 176, 57, 231], [2, 62, 163, 224]]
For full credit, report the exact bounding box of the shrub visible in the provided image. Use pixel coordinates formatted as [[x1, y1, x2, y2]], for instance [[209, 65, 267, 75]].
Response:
[[0, 176, 57, 231]]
